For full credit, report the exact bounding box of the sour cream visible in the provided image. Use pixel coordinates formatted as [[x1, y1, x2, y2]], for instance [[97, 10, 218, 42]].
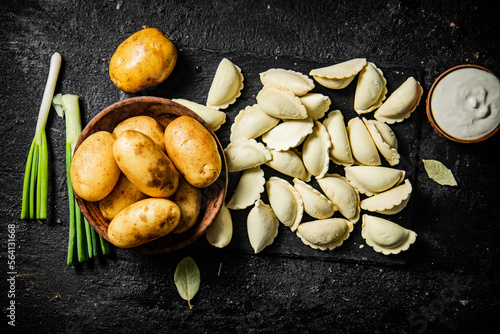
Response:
[[430, 66, 500, 141]]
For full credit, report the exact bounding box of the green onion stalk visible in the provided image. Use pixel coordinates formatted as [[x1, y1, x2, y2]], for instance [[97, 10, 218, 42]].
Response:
[[21, 53, 62, 220], [52, 94, 110, 266]]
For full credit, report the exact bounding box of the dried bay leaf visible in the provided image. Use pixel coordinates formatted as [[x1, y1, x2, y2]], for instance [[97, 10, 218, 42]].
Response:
[[174, 257, 200, 309], [422, 159, 458, 186]]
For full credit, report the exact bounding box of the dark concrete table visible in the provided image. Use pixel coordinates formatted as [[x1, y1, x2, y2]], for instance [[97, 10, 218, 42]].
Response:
[[1, 1, 499, 333]]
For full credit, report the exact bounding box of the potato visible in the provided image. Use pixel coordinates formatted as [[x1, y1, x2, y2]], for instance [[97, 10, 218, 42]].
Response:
[[171, 176, 202, 234], [107, 198, 181, 248], [70, 131, 121, 202], [164, 116, 222, 188], [109, 28, 177, 93], [99, 173, 148, 220], [113, 116, 166, 151], [113, 130, 179, 198]]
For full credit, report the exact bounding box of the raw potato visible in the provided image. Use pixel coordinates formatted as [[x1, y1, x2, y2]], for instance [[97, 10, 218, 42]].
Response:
[[109, 27, 177, 93], [113, 130, 179, 198], [99, 174, 148, 220], [70, 131, 121, 202], [113, 116, 166, 151], [107, 198, 181, 248], [171, 176, 202, 234], [164, 116, 221, 188]]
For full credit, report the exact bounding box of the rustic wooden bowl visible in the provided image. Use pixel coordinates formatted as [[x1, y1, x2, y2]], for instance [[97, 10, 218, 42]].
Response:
[[426, 64, 500, 143], [74, 96, 228, 254]]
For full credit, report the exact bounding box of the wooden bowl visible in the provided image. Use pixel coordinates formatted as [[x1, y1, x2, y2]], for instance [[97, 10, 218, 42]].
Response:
[[74, 96, 228, 254], [426, 64, 500, 143]]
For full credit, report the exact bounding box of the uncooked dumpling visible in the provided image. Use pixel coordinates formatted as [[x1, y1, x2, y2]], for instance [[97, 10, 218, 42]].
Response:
[[316, 174, 360, 223], [310, 58, 367, 89], [266, 176, 303, 231], [296, 218, 354, 251], [247, 199, 279, 253], [230, 104, 279, 142], [354, 62, 387, 114], [347, 117, 381, 166], [262, 117, 314, 151], [293, 178, 335, 219], [360, 179, 412, 215], [206, 203, 233, 248], [322, 110, 354, 166], [265, 148, 311, 182], [299, 93, 331, 120], [260, 68, 315, 96], [361, 214, 416, 255], [344, 166, 405, 196], [224, 139, 272, 173], [172, 98, 226, 131], [226, 166, 265, 210], [256, 86, 308, 119], [206, 58, 244, 110], [374, 77, 423, 124], [301, 121, 331, 178], [363, 118, 400, 166]]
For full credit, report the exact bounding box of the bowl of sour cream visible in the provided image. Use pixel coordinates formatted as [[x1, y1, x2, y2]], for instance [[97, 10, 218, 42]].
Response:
[[426, 64, 500, 143]]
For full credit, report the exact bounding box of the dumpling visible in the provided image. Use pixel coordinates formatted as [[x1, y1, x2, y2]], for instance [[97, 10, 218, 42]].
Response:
[[224, 139, 272, 173], [309, 58, 367, 89], [296, 218, 354, 251], [265, 149, 311, 182], [301, 121, 331, 178], [363, 118, 400, 166], [293, 178, 335, 219], [226, 166, 265, 210], [256, 86, 308, 119], [247, 199, 279, 253], [266, 176, 303, 231], [347, 117, 381, 166], [262, 117, 314, 151], [260, 68, 314, 96], [316, 174, 360, 223], [230, 104, 279, 142], [360, 179, 412, 215], [361, 214, 417, 255], [206, 58, 244, 109], [374, 77, 423, 124], [322, 110, 354, 166], [205, 203, 232, 248], [172, 98, 226, 131], [344, 166, 405, 196], [299, 93, 331, 120], [354, 62, 387, 114]]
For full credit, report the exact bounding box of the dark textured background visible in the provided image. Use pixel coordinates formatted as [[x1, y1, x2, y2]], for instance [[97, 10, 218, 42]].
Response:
[[1, 1, 499, 333]]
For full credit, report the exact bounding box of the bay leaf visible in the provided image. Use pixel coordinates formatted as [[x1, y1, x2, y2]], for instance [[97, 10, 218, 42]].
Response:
[[422, 159, 458, 186], [174, 256, 200, 309]]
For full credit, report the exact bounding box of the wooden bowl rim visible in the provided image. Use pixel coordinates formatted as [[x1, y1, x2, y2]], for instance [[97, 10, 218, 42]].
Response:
[[74, 96, 228, 254], [426, 64, 500, 144]]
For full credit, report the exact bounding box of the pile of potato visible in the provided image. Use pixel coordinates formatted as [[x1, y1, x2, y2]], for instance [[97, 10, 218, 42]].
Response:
[[70, 115, 222, 248]]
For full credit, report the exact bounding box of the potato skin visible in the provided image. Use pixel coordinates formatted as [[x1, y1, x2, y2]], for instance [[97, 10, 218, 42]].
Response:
[[113, 116, 166, 151], [107, 198, 180, 248], [99, 173, 148, 220], [109, 28, 177, 93], [164, 116, 222, 188], [171, 176, 202, 234], [70, 131, 121, 202], [113, 130, 179, 198]]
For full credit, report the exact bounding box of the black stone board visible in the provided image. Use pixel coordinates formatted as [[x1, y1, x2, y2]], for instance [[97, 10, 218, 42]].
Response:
[[142, 48, 423, 265]]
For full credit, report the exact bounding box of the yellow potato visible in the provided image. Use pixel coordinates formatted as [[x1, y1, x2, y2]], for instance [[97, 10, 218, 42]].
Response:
[[164, 116, 222, 188], [113, 130, 179, 198], [107, 198, 180, 248], [70, 131, 121, 202], [113, 116, 166, 151], [109, 27, 177, 93], [99, 173, 148, 220], [171, 176, 202, 234]]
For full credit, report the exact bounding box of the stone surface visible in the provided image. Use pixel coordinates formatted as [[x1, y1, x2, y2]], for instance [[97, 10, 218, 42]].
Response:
[[1, 0, 499, 333]]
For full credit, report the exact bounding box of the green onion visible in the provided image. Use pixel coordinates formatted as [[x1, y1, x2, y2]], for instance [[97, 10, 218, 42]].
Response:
[[21, 52, 62, 219], [53, 93, 111, 266]]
